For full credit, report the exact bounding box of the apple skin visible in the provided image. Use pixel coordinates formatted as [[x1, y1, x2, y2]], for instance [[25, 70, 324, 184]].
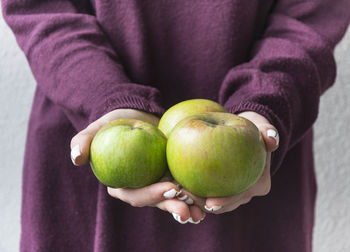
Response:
[[166, 112, 266, 197], [90, 119, 167, 188], [158, 99, 226, 137]]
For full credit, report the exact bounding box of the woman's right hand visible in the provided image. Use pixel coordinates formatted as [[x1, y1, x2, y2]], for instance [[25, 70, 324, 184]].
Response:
[[70, 108, 206, 224]]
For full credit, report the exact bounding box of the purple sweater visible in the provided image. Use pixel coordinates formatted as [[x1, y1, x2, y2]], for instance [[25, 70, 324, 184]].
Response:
[[2, 0, 349, 251]]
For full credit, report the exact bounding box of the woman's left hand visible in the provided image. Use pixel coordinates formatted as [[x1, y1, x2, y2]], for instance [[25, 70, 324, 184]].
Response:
[[175, 111, 279, 215]]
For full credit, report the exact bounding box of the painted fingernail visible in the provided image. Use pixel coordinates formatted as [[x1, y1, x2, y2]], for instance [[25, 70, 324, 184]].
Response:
[[177, 194, 194, 205], [188, 217, 201, 224], [70, 145, 81, 166], [172, 213, 189, 224], [267, 129, 279, 146], [185, 197, 194, 205], [204, 205, 222, 212], [163, 188, 182, 199]]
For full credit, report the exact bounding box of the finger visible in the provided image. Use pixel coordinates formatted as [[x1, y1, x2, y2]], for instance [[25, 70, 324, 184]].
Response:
[[204, 193, 243, 214], [237, 111, 279, 152], [107, 182, 181, 207], [188, 205, 206, 224], [257, 123, 279, 152], [251, 153, 271, 196], [156, 199, 191, 224], [176, 189, 206, 207], [70, 119, 108, 166], [204, 191, 252, 214], [70, 108, 161, 166]]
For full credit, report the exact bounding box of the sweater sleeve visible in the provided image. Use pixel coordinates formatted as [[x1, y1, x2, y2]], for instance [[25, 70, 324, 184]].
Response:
[[219, 0, 350, 175], [1, 0, 164, 129]]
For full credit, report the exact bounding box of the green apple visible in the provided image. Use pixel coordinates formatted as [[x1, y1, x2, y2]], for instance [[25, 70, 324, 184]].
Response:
[[90, 119, 167, 188], [166, 112, 266, 197], [158, 99, 226, 137]]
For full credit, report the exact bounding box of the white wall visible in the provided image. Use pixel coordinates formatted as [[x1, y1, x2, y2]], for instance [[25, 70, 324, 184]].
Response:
[[313, 29, 350, 251], [0, 7, 349, 252], [0, 7, 35, 252]]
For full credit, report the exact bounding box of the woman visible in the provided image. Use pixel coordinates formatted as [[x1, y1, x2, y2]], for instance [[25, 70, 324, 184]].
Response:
[[2, 0, 349, 251]]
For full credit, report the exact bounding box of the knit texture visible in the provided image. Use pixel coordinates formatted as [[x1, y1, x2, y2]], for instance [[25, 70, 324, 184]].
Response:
[[2, 0, 349, 251]]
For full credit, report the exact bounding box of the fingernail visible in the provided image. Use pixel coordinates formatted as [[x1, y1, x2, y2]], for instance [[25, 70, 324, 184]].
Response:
[[163, 188, 182, 199], [185, 197, 194, 205], [172, 213, 189, 224], [188, 217, 201, 224], [71, 145, 81, 166], [204, 205, 222, 212], [177, 194, 194, 205], [267, 129, 279, 146]]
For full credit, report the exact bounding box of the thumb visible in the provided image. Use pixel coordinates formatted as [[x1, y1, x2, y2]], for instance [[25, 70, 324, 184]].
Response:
[[237, 111, 279, 152], [70, 119, 107, 166], [69, 108, 160, 166], [257, 123, 279, 152]]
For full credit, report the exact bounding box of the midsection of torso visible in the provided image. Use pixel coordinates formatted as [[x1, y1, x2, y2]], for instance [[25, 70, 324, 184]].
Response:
[[91, 0, 274, 107]]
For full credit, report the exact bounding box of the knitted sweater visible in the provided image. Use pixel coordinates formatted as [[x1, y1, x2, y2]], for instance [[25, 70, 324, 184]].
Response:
[[2, 0, 349, 251]]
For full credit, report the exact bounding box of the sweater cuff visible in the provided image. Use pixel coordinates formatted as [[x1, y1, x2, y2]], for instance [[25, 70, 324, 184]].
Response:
[[225, 101, 288, 176]]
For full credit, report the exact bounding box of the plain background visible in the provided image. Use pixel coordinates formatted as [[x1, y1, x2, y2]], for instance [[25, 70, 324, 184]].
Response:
[[0, 6, 349, 252]]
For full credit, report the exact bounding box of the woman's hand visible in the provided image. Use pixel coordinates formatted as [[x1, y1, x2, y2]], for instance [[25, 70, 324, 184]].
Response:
[[175, 111, 279, 215], [70, 109, 206, 224]]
